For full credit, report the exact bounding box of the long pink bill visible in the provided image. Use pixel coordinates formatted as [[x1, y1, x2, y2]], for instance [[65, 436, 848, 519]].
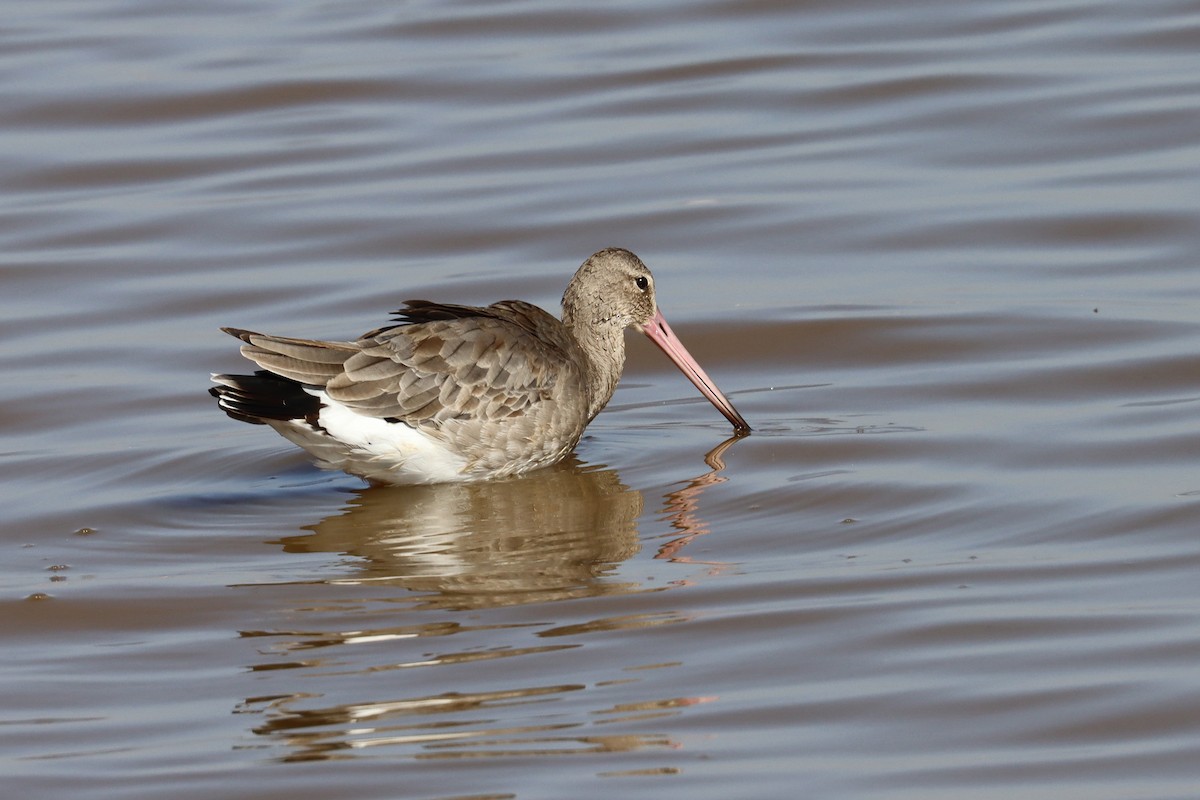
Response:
[[641, 307, 751, 434]]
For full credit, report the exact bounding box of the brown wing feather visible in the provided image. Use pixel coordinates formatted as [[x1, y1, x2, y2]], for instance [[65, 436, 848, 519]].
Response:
[[225, 302, 583, 429], [326, 301, 578, 424], [220, 327, 358, 385]]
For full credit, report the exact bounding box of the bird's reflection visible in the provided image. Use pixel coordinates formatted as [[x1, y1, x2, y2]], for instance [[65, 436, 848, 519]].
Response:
[[654, 435, 740, 564], [242, 439, 744, 763], [275, 456, 644, 610]]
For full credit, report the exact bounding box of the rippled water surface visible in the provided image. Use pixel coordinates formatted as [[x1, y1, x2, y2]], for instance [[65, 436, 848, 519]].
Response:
[[3, 1, 1200, 798]]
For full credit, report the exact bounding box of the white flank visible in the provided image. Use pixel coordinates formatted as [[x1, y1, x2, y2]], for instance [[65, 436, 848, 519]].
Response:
[[269, 391, 470, 484]]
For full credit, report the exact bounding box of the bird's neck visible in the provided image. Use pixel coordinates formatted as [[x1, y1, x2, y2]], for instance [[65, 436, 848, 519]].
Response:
[[562, 309, 627, 422]]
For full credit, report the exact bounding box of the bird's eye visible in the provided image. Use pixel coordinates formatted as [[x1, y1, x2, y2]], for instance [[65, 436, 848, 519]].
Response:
[[635, 276, 649, 291]]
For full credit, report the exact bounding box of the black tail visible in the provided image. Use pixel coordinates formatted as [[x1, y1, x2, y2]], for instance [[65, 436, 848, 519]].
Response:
[[209, 371, 322, 425]]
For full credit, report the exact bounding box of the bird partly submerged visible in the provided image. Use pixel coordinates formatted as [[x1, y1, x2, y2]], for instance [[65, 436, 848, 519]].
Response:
[[210, 247, 750, 485]]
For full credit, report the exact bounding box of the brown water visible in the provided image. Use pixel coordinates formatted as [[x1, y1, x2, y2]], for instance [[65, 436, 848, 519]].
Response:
[[3, 1, 1200, 798]]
